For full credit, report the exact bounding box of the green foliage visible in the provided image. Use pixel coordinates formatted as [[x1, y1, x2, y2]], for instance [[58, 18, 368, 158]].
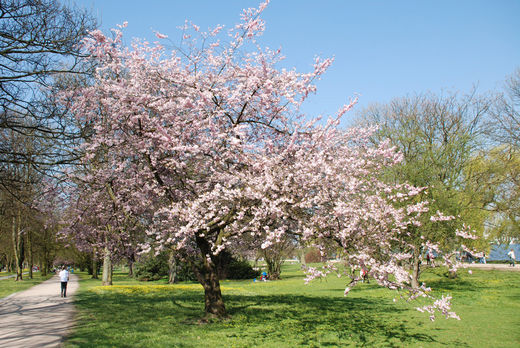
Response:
[[66, 264, 520, 347], [135, 253, 169, 282], [135, 251, 258, 282], [216, 251, 259, 280], [466, 146, 520, 243], [356, 92, 492, 264], [175, 262, 197, 282], [226, 258, 259, 280]]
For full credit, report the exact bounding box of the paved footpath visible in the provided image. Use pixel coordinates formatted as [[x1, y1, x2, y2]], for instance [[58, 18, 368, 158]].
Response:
[[0, 274, 79, 348], [467, 263, 520, 271]]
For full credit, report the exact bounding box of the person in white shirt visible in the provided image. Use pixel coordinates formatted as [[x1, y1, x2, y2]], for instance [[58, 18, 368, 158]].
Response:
[[59, 267, 70, 297], [507, 249, 516, 267]]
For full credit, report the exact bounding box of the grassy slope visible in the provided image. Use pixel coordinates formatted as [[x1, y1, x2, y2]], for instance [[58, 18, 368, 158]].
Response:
[[0, 273, 53, 298], [65, 264, 520, 348]]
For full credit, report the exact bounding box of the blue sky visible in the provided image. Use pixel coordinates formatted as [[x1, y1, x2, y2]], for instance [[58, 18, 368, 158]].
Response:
[[75, 0, 520, 124]]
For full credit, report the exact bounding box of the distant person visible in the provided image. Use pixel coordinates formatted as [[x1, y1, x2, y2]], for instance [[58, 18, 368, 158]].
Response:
[[261, 271, 268, 281], [360, 268, 369, 283], [59, 267, 69, 297], [507, 249, 516, 267], [427, 250, 435, 267]]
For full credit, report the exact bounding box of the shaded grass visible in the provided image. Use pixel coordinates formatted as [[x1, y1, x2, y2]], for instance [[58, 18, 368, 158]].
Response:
[[0, 272, 53, 298], [65, 265, 520, 347]]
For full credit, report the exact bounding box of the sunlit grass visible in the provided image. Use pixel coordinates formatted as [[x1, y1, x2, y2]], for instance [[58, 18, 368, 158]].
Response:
[[0, 268, 30, 277], [0, 273, 53, 298], [89, 283, 243, 295], [65, 265, 520, 347]]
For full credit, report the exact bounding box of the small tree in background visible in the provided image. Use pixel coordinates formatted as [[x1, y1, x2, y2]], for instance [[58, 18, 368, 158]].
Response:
[[356, 91, 490, 286]]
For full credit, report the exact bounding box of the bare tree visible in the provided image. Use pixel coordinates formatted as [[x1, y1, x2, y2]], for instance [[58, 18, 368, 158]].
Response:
[[0, 0, 97, 191], [1, 0, 96, 121], [477, 69, 520, 242], [1, 2, 96, 271], [489, 69, 520, 147]]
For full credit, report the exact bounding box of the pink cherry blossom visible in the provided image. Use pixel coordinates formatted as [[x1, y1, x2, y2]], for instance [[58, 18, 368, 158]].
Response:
[[59, 1, 471, 320]]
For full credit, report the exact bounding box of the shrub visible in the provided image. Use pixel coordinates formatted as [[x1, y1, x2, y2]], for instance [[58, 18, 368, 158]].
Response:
[[175, 262, 197, 282], [135, 253, 169, 281], [226, 258, 260, 279], [135, 250, 259, 281]]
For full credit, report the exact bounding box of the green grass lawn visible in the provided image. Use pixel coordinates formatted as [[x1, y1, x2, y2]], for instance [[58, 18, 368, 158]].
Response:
[[0, 272, 53, 298], [65, 264, 520, 347], [0, 268, 29, 277]]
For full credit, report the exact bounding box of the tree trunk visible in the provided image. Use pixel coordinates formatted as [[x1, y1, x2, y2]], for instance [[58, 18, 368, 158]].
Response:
[[7, 254, 13, 272], [264, 250, 283, 280], [39, 228, 49, 276], [92, 250, 99, 279], [202, 270, 226, 318], [267, 260, 282, 280], [12, 211, 25, 281], [193, 235, 226, 318], [411, 248, 421, 289], [127, 252, 135, 277], [102, 245, 112, 286], [300, 248, 306, 267], [168, 249, 177, 284], [128, 260, 134, 277], [27, 231, 33, 279], [40, 248, 49, 277]]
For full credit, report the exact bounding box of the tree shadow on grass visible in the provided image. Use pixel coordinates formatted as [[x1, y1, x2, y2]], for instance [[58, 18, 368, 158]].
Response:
[[225, 294, 435, 346], [67, 289, 440, 348], [425, 278, 483, 292]]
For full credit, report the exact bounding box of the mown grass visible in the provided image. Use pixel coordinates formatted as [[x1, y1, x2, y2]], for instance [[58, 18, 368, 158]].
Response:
[[65, 264, 520, 347], [0, 272, 53, 298], [0, 268, 29, 277]]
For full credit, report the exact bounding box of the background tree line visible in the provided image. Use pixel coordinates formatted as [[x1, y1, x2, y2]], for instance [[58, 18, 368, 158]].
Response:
[[0, 0, 95, 279]]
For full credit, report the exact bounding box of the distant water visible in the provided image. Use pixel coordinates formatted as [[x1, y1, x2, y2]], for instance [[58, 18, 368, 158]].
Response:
[[488, 244, 519, 261]]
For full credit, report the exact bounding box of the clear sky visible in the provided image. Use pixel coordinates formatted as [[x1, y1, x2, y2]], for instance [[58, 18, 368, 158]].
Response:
[[74, 0, 520, 124]]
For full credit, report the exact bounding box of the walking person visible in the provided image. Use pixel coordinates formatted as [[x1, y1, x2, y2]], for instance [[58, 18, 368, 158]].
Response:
[[507, 249, 516, 267], [59, 266, 69, 297]]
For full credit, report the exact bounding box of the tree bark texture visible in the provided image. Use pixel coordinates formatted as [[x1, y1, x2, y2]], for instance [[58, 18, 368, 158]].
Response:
[[168, 249, 177, 284], [193, 235, 226, 318], [92, 249, 99, 279], [27, 231, 33, 279], [128, 260, 134, 277], [12, 211, 25, 281], [102, 245, 112, 285], [264, 250, 283, 280]]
